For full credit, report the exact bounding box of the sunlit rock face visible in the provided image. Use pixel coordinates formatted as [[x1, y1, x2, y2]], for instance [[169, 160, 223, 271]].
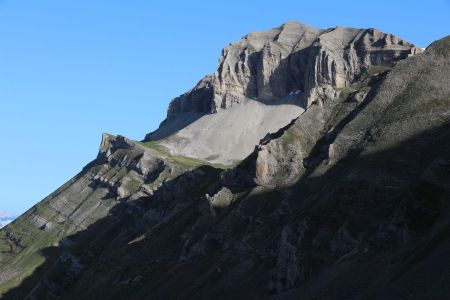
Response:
[[162, 22, 420, 116]]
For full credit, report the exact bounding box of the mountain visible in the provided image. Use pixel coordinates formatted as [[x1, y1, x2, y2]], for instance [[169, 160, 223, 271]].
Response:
[[1, 23, 449, 299], [146, 21, 420, 164]]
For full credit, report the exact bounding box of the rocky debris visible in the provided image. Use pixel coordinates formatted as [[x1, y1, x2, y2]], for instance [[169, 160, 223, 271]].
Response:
[[151, 97, 305, 164]]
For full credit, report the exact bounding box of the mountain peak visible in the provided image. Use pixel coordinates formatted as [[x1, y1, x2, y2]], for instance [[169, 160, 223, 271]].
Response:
[[146, 21, 422, 164]]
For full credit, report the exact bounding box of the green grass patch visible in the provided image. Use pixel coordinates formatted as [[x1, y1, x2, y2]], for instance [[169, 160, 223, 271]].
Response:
[[368, 65, 391, 75], [137, 141, 237, 170], [337, 86, 358, 95]]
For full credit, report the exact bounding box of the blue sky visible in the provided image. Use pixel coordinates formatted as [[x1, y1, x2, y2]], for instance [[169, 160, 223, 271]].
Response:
[[1, 0, 449, 215]]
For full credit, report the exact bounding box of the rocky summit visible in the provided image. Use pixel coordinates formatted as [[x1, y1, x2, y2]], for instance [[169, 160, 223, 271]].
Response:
[[147, 21, 420, 164], [1, 23, 450, 300]]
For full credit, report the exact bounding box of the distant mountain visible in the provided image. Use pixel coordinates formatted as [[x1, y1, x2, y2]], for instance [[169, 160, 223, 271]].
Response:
[[1, 22, 450, 299], [0, 214, 16, 229], [0, 221, 12, 229]]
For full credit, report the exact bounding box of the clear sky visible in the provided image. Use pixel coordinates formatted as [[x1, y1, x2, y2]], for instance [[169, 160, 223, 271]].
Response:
[[1, 0, 449, 215]]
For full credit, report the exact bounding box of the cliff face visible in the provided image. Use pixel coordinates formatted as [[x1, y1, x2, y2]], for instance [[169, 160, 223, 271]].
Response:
[[1, 24, 449, 300], [160, 21, 420, 120]]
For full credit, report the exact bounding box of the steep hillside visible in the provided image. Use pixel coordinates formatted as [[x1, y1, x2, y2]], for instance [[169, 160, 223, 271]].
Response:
[[0, 134, 226, 296], [1, 26, 448, 300]]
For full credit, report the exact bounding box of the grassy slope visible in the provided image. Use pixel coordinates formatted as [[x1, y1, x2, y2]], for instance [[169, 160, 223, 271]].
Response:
[[137, 140, 239, 170]]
